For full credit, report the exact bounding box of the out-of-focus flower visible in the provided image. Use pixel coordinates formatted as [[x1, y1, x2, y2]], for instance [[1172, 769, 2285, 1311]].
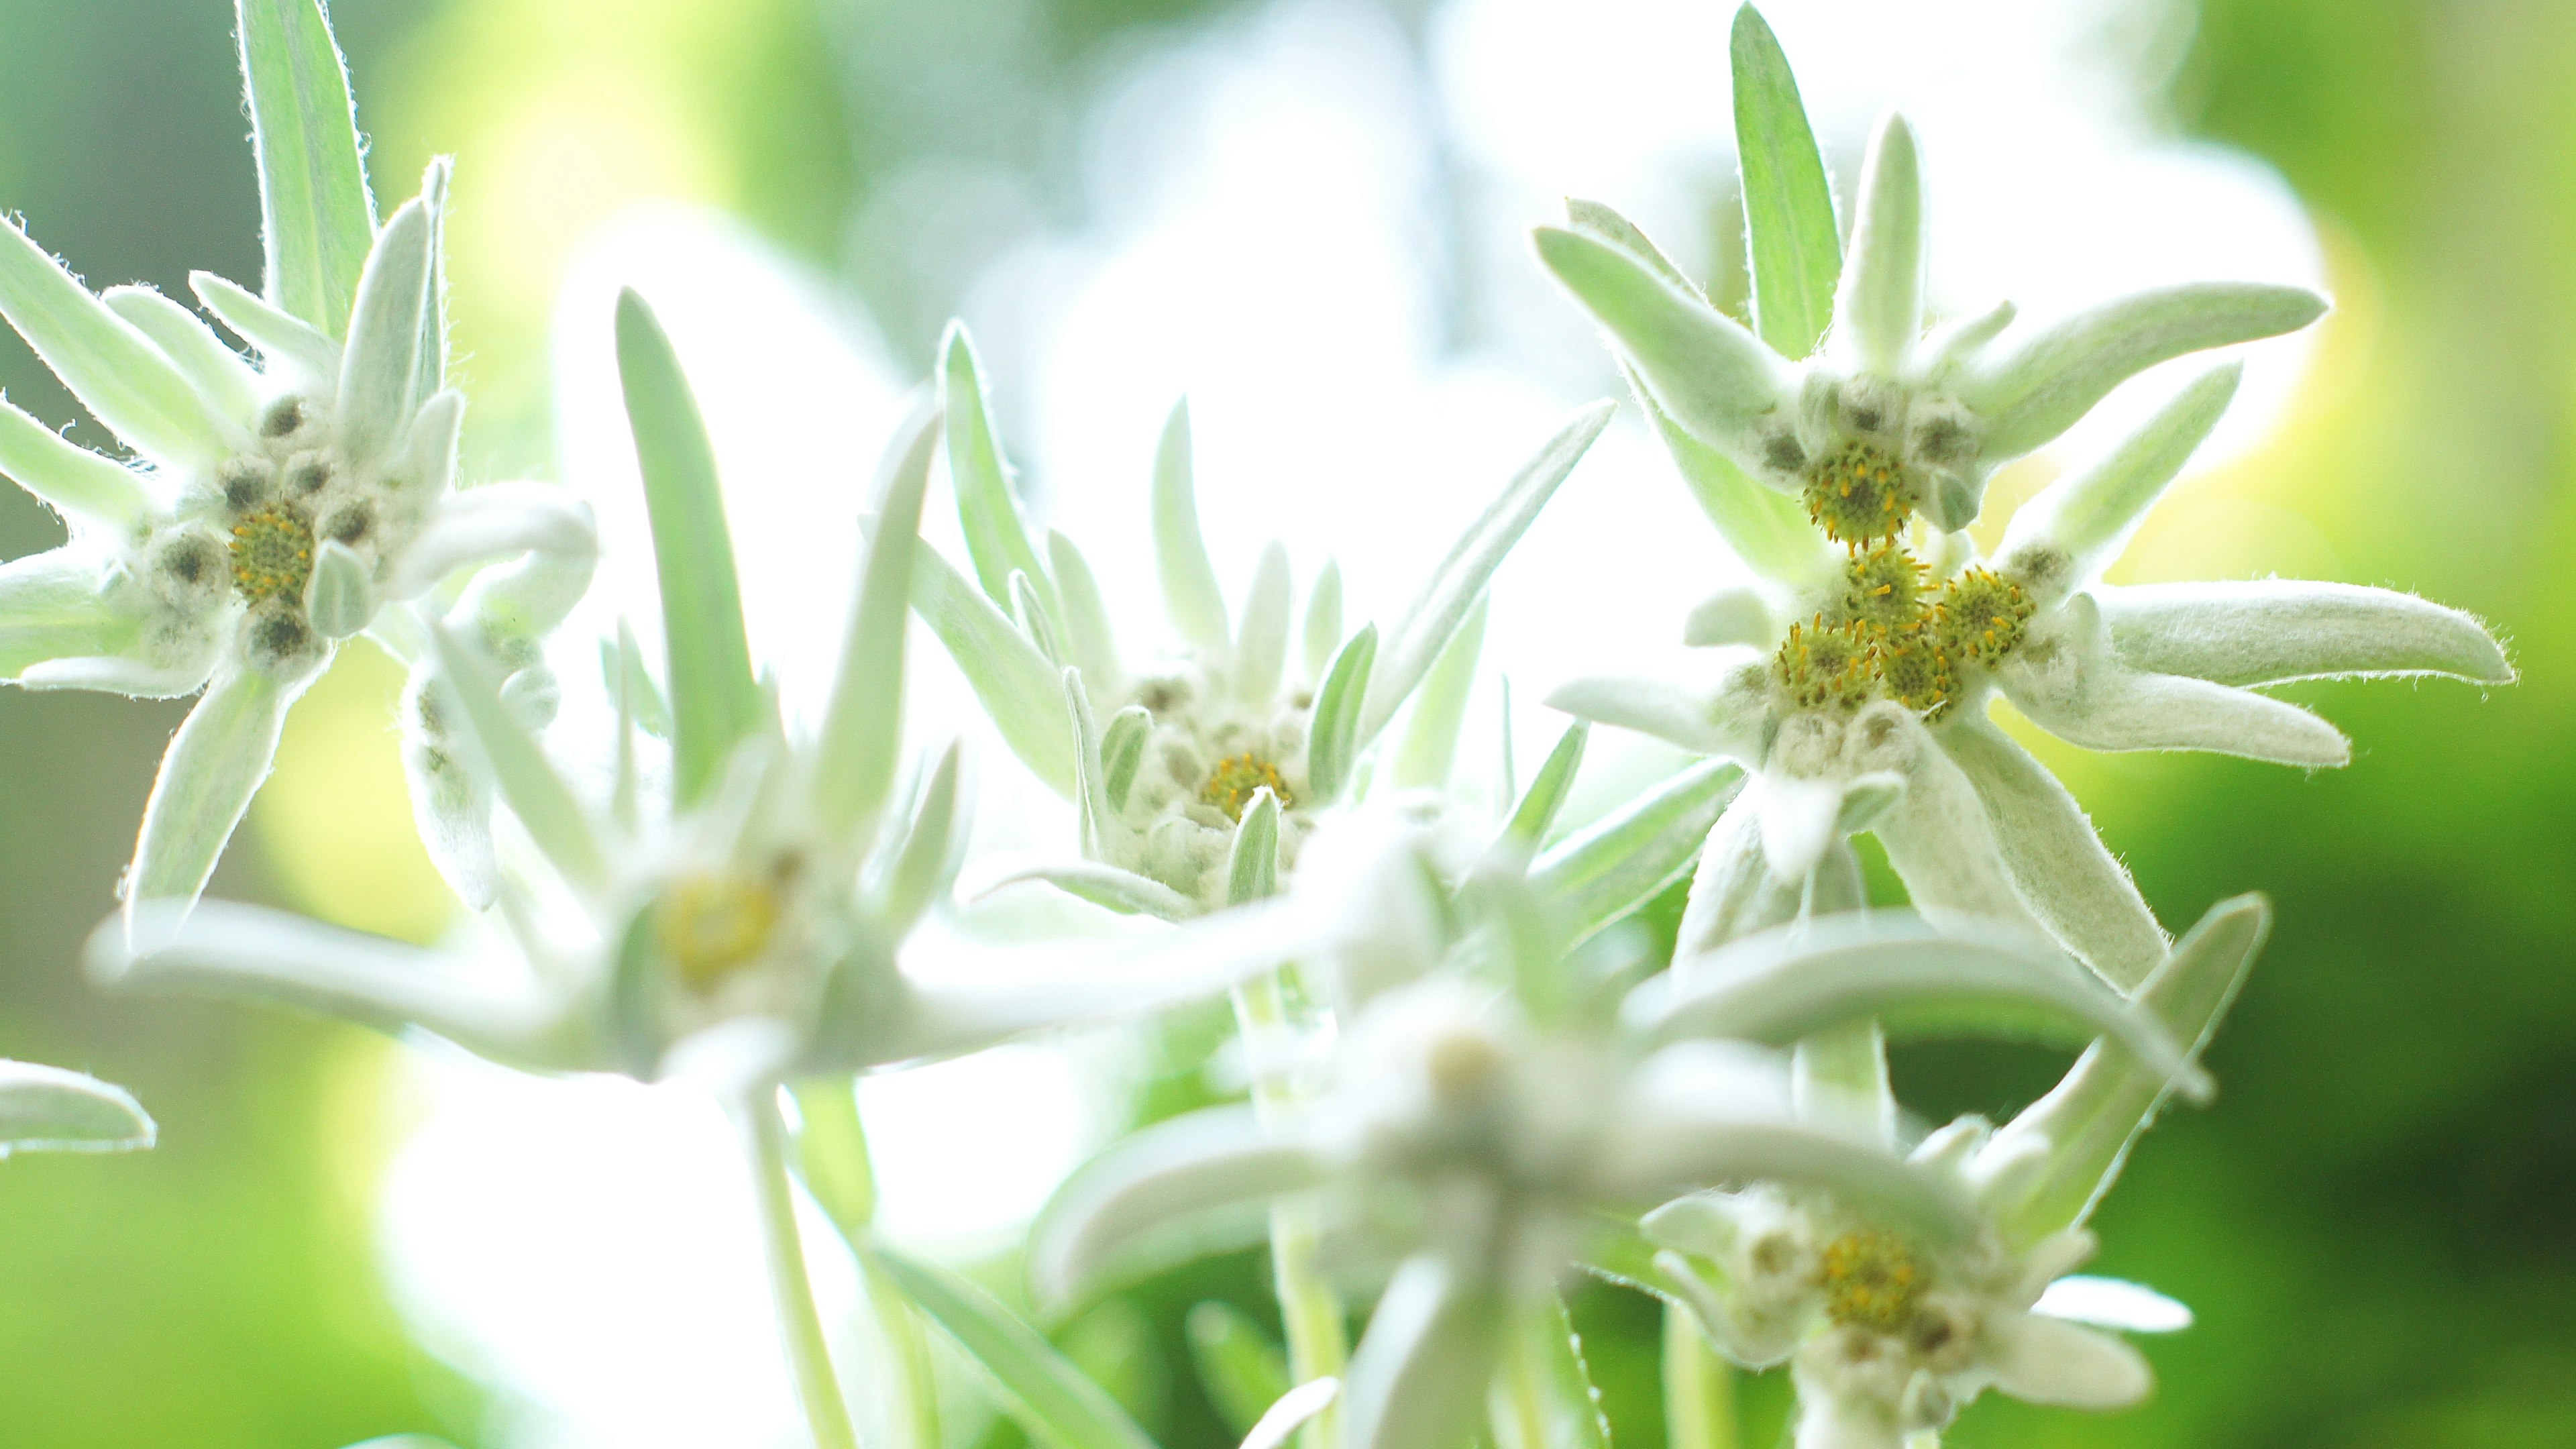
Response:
[[918, 327, 1613, 916]]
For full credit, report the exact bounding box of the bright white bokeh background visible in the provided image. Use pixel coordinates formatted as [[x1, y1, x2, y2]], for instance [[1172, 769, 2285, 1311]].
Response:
[[374, 1, 2325, 1444]]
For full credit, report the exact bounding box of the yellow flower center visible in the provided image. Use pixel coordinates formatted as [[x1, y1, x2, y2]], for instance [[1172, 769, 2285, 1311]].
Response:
[[654, 871, 782, 990], [1932, 568, 2035, 666], [1803, 441, 1919, 545], [1201, 753, 1291, 820], [228, 502, 315, 605], [1772, 616, 1878, 714], [1819, 1229, 1927, 1332]]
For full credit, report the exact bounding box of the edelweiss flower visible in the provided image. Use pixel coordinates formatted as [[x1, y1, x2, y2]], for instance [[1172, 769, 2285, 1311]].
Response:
[[88, 297, 1299, 1090], [1030, 836, 2198, 1449], [1536, 11, 2505, 981], [0, 0, 592, 920], [1644, 894, 2271, 1448], [914, 327, 1614, 916]]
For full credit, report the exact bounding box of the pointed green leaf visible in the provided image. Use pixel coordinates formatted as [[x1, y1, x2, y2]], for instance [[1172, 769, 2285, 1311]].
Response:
[[1531, 761, 1741, 943], [2000, 363, 2240, 592], [0, 396, 156, 531], [815, 399, 938, 841], [236, 0, 377, 338], [868, 1243, 1165, 1449], [1499, 720, 1587, 849], [2098, 578, 2513, 687], [1564, 199, 1705, 303], [1301, 559, 1342, 682], [0, 1060, 153, 1155], [0, 217, 233, 470], [912, 544, 1077, 795], [129, 666, 302, 921], [103, 286, 261, 421], [1630, 374, 1829, 586], [1489, 1297, 1609, 1449], [1154, 398, 1230, 655], [1227, 789, 1282, 906], [1305, 624, 1377, 805], [1362, 403, 1611, 741], [305, 539, 374, 639], [192, 269, 339, 382], [1831, 112, 1924, 374], [0, 551, 148, 677], [1050, 531, 1125, 701], [1729, 5, 1839, 358], [336, 199, 432, 474], [941, 324, 1051, 608], [615, 288, 761, 806], [1102, 705, 1151, 813], [879, 739, 968, 934], [1389, 594, 1484, 791]]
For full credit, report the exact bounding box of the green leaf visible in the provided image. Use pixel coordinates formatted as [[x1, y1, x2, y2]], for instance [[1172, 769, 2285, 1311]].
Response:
[[1489, 1297, 1609, 1449], [192, 269, 340, 381], [1389, 594, 1484, 792], [1304, 624, 1377, 805], [427, 625, 609, 893], [236, 0, 378, 339], [2000, 362, 2240, 591], [0, 550, 147, 678], [815, 399, 938, 843], [1153, 398, 1231, 655], [103, 286, 261, 421], [0, 1060, 153, 1155], [615, 288, 761, 807], [1729, 5, 1839, 358], [1362, 403, 1611, 742], [1564, 199, 1705, 303], [1830, 113, 1923, 374], [942, 324, 1053, 608], [0, 396, 156, 531], [1187, 1303, 1293, 1438], [868, 1243, 1165, 1449], [1050, 531, 1126, 700], [1498, 720, 1587, 850], [787, 1076, 877, 1238], [1227, 789, 1283, 906], [878, 739, 968, 936], [1102, 705, 1151, 813], [336, 199, 433, 472], [1629, 373, 1829, 586], [912, 544, 1077, 794], [0, 217, 232, 471], [128, 667, 301, 920], [1531, 761, 1742, 943]]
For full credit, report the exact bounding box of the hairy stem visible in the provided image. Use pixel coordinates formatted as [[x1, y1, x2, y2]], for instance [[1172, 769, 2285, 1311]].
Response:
[[751, 1088, 862, 1449]]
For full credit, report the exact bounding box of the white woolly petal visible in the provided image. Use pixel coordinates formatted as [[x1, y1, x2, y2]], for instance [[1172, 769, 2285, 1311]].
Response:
[[2096, 579, 2510, 686], [1754, 773, 1845, 883], [1871, 727, 2049, 941], [1983, 1312, 2153, 1409], [2034, 1276, 2193, 1334], [2001, 596, 2349, 768]]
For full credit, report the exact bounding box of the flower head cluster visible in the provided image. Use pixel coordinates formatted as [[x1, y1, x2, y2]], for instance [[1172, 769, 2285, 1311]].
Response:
[[1538, 12, 2510, 984], [917, 329, 1613, 916], [0, 9, 592, 920]]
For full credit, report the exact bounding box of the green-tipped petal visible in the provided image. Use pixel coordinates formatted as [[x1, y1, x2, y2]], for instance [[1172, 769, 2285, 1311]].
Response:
[[1155, 397, 1232, 656], [2097, 579, 2513, 686], [1302, 558, 1343, 683], [1536, 227, 1793, 469], [2011, 658, 2351, 767], [942, 323, 1053, 608], [0, 400, 156, 531], [1032, 1106, 1326, 1304], [236, 0, 378, 339], [2000, 364, 2241, 594], [427, 625, 608, 893], [1729, 5, 1839, 358], [0, 1060, 153, 1155], [814, 398, 938, 843], [1389, 594, 1484, 792], [1049, 531, 1124, 702], [1498, 720, 1587, 850], [0, 217, 233, 470], [335, 199, 434, 474], [1236, 541, 1293, 706], [912, 543, 1077, 795], [1962, 282, 2327, 462], [1363, 402, 1609, 742], [1228, 788, 1283, 906], [103, 286, 262, 421], [1831, 113, 1923, 375], [1940, 718, 2165, 990], [1982, 896, 2269, 1247], [616, 288, 762, 806], [127, 666, 302, 921], [1101, 704, 1150, 813], [1305, 624, 1377, 804]]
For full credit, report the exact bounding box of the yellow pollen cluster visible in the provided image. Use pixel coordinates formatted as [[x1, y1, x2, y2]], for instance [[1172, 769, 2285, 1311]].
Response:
[[654, 871, 782, 990], [1802, 440, 1919, 545], [1818, 1229, 1928, 1332], [1841, 543, 1925, 630], [1201, 753, 1291, 820], [1773, 617, 1878, 712], [1932, 568, 2035, 665], [227, 503, 315, 604]]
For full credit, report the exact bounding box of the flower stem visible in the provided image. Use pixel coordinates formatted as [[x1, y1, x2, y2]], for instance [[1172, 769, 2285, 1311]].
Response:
[[791, 1077, 943, 1449], [1662, 1301, 1737, 1449], [750, 1087, 863, 1449], [1232, 968, 1348, 1449]]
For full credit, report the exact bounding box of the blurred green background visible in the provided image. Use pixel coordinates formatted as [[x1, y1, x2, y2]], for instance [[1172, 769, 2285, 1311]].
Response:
[[0, 1, 2569, 1446]]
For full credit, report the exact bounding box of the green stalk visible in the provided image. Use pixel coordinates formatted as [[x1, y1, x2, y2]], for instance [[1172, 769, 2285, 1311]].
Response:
[[792, 1077, 943, 1449], [1662, 1301, 1737, 1449], [750, 1089, 863, 1449], [1495, 1305, 1552, 1449], [1232, 968, 1349, 1449]]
